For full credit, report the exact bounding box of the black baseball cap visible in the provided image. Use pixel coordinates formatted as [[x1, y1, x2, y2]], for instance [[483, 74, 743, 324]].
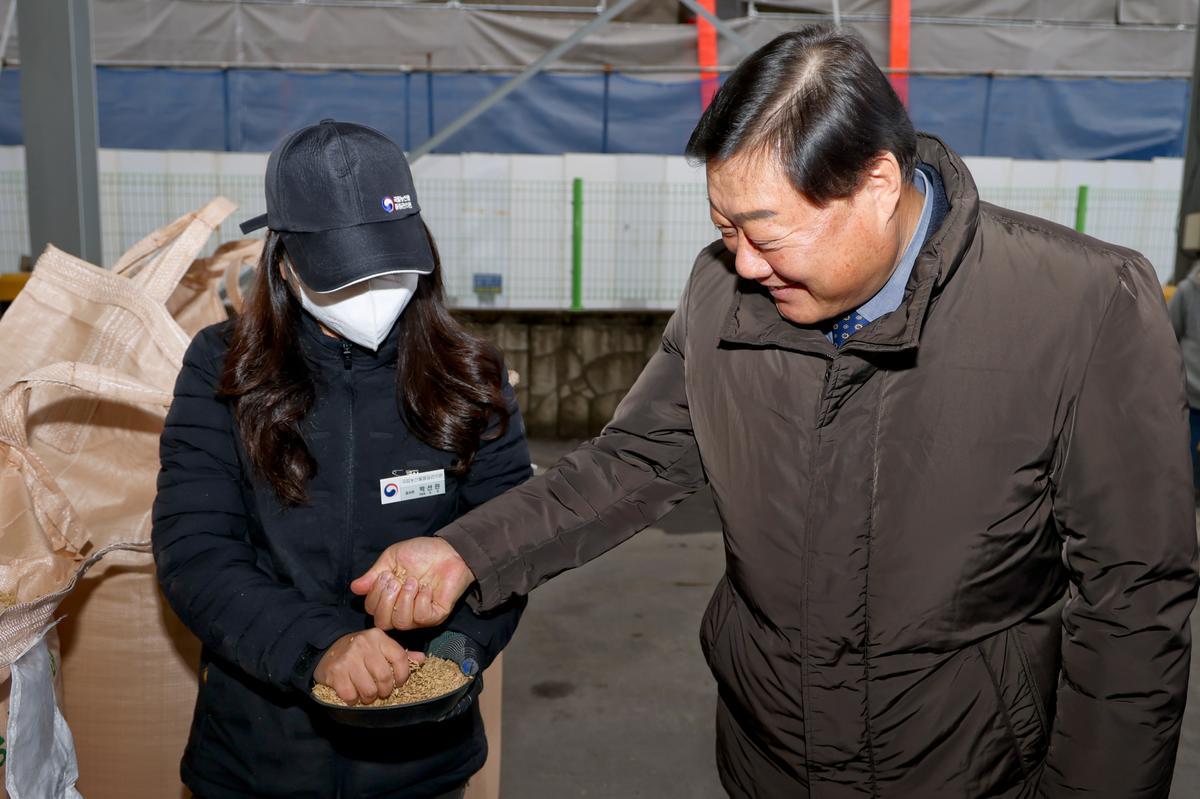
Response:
[[239, 119, 434, 293]]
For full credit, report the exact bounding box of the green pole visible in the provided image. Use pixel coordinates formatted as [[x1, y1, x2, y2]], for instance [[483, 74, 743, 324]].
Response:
[[571, 177, 583, 311], [1074, 185, 1089, 233]]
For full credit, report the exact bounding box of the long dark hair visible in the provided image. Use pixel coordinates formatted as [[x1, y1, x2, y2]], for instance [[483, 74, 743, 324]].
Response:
[[218, 227, 509, 506]]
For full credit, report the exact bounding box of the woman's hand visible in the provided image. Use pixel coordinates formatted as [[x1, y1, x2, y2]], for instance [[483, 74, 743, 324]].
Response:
[[313, 629, 425, 705]]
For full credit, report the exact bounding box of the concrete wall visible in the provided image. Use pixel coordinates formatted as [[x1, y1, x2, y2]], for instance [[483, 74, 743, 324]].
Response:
[[458, 309, 670, 439]]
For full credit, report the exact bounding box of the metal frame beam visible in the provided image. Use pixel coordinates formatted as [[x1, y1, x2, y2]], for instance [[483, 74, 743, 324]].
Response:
[[17, 0, 101, 265], [411, 0, 756, 161], [232, 0, 606, 12], [409, 0, 641, 160], [0, 2, 16, 76], [675, 0, 755, 55]]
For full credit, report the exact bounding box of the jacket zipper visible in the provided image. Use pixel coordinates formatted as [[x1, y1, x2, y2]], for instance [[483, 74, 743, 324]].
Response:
[[816, 357, 835, 427], [799, 353, 836, 792], [341, 340, 355, 608], [336, 340, 353, 798]]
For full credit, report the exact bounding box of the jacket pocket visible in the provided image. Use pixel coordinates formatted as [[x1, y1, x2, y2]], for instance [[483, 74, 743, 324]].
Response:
[[976, 625, 1051, 781], [1008, 625, 1051, 748], [1010, 598, 1062, 737], [186, 656, 266, 788], [183, 658, 218, 775]]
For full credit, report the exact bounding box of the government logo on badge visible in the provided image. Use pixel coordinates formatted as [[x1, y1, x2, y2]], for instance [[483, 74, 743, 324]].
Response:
[[381, 194, 413, 214]]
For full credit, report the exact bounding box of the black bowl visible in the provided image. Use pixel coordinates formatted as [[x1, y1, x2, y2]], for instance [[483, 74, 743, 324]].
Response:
[[312, 675, 475, 728]]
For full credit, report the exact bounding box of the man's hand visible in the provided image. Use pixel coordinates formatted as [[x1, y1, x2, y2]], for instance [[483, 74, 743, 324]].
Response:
[[313, 628, 424, 705], [350, 537, 475, 631]]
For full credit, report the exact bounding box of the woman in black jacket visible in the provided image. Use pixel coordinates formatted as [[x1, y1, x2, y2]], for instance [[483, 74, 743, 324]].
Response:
[[152, 120, 530, 799]]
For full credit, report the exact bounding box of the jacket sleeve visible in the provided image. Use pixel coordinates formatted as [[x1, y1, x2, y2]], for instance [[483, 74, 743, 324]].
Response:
[[1042, 258, 1199, 797], [152, 330, 357, 693], [438, 278, 706, 611], [441, 372, 532, 668]]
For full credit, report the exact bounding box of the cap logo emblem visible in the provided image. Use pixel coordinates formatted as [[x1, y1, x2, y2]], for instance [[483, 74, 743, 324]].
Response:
[[381, 194, 413, 214]]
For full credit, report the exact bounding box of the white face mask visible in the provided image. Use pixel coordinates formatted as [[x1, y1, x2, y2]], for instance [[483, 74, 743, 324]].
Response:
[[289, 266, 419, 351]]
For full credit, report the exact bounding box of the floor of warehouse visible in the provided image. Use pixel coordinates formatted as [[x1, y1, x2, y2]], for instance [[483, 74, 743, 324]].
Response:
[[500, 440, 1200, 798]]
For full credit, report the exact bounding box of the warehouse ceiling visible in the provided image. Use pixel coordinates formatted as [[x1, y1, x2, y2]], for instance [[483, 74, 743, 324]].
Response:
[[757, 1, 1197, 25], [0, 0, 1194, 77]]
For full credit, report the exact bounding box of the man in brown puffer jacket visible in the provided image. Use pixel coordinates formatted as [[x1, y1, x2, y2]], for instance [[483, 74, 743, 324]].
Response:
[[352, 25, 1198, 799]]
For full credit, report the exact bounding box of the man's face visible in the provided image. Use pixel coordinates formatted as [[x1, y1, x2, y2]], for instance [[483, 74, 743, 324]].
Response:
[[706, 151, 909, 326]]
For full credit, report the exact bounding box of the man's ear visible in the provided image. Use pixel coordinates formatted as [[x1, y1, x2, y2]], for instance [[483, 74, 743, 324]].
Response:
[[859, 151, 905, 224]]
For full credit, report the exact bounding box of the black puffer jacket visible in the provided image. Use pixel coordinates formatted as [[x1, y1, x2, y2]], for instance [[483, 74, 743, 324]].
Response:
[[153, 312, 530, 799]]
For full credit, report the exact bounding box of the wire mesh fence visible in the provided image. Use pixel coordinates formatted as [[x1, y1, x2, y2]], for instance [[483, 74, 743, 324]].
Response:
[[982, 187, 1081, 229], [0, 171, 29, 268], [578, 181, 714, 310], [97, 172, 267, 266], [418, 179, 574, 308], [1078, 189, 1181, 277], [0, 166, 1183, 310]]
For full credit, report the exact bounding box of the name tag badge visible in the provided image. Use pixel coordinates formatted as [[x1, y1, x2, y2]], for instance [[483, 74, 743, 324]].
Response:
[[380, 470, 446, 505]]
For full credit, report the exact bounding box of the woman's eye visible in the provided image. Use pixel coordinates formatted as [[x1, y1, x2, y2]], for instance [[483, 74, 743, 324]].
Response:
[[716, 226, 736, 238]]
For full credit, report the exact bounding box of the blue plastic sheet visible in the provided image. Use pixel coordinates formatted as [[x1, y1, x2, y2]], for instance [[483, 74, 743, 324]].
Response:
[[224, 70, 607, 153], [99, 68, 228, 150], [981, 77, 1189, 161], [425, 72, 606, 154], [604, 73, 713, 155], [0, 70, 22, 145], [907, 76, 991, 156], [0, 67, 229, 149], [0, 67, 1189, 161], [228, 70, 411, 152], [908, 75, 1189, 161]]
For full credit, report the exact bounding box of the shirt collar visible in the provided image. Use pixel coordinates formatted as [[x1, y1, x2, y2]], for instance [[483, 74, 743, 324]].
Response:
[[855, 167, 934, 324]]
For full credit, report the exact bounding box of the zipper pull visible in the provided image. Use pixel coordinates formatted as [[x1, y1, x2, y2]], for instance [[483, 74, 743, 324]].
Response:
[[341, 341, 353, 371]]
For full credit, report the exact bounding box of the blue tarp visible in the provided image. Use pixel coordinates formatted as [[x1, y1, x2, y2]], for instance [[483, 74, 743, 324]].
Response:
[[908, 75, 1190, 161], [980, 77, 1188, 161], [424, 72, 607, 154], [604, 74, 711, 155], [99, 68, 229, 150], [0, 70, 22, 146], [229, 70, 411, 152], [0, 67, 1189, 160]]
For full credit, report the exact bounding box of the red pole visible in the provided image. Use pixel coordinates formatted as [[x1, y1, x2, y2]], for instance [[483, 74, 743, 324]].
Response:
[[696, 0, 720, 110], [888, 0, 911, 107]]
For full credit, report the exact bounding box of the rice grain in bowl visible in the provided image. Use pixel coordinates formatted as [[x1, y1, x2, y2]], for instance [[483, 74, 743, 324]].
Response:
[[312, 656, 469, 708]]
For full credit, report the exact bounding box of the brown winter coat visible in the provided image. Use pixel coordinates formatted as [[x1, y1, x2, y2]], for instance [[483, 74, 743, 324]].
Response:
[[438, 136, 1199, 798]]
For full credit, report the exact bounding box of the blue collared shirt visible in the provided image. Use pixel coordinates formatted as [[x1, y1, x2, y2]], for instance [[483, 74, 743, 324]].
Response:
[[825, 167, 935, 343]]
